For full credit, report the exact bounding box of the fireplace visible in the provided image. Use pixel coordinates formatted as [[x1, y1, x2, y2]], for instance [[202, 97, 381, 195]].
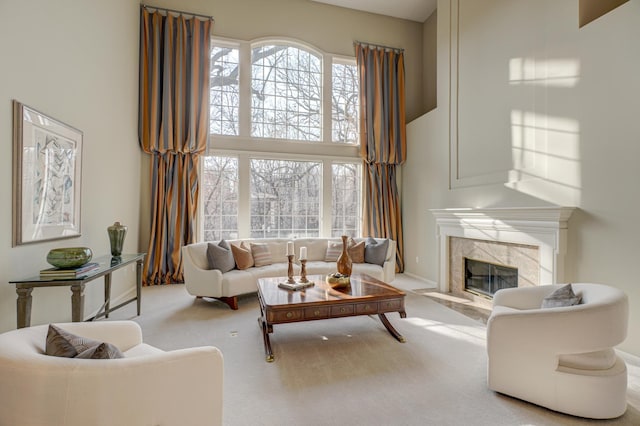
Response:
[[465, 258, 518, 297], [431, 207, 575, 298]]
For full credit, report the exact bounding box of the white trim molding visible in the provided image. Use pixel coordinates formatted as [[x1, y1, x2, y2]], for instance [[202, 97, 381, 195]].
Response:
[[431, 207, 576, 292]]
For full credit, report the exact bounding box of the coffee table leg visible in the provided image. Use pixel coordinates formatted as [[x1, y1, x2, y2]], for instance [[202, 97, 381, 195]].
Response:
[[258, 317, 275, 362], [379, 313, 406, 343]]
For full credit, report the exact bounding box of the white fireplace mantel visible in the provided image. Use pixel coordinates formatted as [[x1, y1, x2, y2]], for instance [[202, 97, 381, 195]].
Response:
[[431, 207, 576, 292]]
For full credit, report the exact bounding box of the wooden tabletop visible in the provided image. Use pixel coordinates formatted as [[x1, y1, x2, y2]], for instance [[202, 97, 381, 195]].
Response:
[[257, 273, 405, 308]]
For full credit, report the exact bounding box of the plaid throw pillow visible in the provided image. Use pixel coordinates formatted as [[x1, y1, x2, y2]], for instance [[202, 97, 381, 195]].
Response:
[[251, 243, 273, 267]]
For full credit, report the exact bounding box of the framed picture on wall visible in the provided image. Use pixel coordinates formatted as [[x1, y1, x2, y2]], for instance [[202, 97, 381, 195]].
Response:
[[12, 100, 83, 246]]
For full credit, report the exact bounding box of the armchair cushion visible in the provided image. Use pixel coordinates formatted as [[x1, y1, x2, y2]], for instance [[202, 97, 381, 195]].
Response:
[[75, 342, 124, 359], [541, 283, 581, 308]]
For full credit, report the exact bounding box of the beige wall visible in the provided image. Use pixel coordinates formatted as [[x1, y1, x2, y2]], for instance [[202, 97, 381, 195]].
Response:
[[0, 0, 141, 332], [403, 0, 640, 355], [422, 10, 438, 112]]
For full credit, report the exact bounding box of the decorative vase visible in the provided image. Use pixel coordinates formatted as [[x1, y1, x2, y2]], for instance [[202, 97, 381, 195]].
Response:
[[336, 235, 352, 276], [107, 221, 128, 257], [47, 247, 93, 269]]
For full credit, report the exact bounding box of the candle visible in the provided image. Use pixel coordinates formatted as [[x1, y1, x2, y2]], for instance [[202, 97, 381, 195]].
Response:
[[299, 247, 307, 260], [287, 241, 294, 256]]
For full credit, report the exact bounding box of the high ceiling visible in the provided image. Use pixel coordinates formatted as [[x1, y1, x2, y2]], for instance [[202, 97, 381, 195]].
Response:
[[312, 0, 437, 23]]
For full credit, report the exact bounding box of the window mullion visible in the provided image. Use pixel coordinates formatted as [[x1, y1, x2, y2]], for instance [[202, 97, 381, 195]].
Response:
[[321, 161, 332, 237], [238, 42, 251, 138], [237, 154, 251, 238], [322, 55, 332, 144]]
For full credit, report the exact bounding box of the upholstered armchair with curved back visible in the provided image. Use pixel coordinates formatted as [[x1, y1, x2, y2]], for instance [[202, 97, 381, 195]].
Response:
[[0, 320, 224, 426], [487, 283, 628, 419]]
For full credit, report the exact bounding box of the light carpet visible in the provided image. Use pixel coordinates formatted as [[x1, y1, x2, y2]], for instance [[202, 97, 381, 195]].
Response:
[[107, 276, 640, 426]]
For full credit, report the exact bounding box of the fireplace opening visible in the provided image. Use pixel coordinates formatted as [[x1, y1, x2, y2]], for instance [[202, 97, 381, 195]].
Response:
[[464, 258, 518, 297]]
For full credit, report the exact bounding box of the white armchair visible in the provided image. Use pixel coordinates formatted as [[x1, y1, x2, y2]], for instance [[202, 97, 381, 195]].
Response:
[[0, 321, 224, 426], [487, 283, 628, 419]]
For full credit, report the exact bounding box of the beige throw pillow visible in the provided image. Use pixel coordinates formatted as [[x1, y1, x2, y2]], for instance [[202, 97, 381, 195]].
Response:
[[231, 242, 254, 270], [251, 243, 273, 267], [348, 238, 365, 263], [324, 240, 342, 262]]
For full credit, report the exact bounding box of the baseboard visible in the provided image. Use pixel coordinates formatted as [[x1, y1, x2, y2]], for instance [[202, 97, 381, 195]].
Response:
[[400, 272, 438, 288]]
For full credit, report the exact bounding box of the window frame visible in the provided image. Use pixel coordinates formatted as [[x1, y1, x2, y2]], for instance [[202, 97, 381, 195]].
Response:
[[199, 37, 363, 242]]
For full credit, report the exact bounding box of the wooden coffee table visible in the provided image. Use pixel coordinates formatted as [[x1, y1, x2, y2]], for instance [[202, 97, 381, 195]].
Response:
[[257, 273, 406, 362]]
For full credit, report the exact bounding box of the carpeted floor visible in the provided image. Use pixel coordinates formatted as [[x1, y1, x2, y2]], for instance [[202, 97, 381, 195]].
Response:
[[107, 274, 640, 426]]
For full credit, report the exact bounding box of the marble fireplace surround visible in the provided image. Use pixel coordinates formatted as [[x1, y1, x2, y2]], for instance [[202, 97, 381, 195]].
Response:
[[431, 207, 575, 294]]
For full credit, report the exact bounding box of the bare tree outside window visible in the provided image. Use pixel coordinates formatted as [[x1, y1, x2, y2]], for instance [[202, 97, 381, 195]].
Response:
[[250, 159, 321, 238], [331, 163, 361, 237], [201, 156, 238, 240], [210, 46, 240, 135], [332, 62, 359, 144], [251, 45, 322, 141]]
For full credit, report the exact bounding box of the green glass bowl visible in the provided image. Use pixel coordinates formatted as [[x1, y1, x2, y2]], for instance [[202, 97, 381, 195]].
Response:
[[46, 247, 93, 269]]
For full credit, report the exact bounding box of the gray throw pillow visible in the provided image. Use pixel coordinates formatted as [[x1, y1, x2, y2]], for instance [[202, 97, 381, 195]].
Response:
[[75, 342, 124, 359], [541, 283, 582, 308], [206, 240, 236, 273], [45, 324, 123, 359], [364, 237, 389, 266]]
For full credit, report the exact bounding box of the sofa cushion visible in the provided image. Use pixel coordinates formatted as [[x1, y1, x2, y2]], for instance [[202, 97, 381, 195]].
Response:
[[365, 237, 389, 266], [325, 240, 342, 262], [541, 283, 582, 308], [231, 242, 254, 270], [348, 238, 365, 263], [207, 240, 236, 273], [251, 243, 273, 267], [46, 324, 123, 359]]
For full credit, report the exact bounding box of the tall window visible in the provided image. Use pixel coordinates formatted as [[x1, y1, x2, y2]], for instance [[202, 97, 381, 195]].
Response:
[[201, 156, 238, 241], [251, 44, 322, 141], [210, 46, 240, 135], [203, 38, 362, 241], [332, 62, 359, 144], [250, 159, 321, 238], [331, 163, 361, 237]]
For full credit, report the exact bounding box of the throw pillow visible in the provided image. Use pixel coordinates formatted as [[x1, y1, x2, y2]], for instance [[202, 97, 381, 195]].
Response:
[[75, 342, 124, 359], [324, 240, 343, 262], [231, 242, 254, 270], [364, 237, 389, 266], [348, 238, 365, 263], [45, 324, 123, 359], [251, 243, 273, 267], [206, 240, 236, 273], [541, 283, 582, 308]]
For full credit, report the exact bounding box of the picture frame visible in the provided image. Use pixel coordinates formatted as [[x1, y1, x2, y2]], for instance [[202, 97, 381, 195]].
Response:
[[12, 100, 83, 246]]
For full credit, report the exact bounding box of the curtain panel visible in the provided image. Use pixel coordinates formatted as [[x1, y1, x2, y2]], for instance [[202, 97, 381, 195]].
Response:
[[356, 43, 406, 272], [139, 8, 211, 284]]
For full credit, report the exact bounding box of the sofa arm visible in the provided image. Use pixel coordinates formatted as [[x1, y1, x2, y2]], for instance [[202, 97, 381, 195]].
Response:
[[182, 244, 224, 297]]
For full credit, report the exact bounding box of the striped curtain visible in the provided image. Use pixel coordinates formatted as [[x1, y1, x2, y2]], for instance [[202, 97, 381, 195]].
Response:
[[356, 43, 406, 272], [139, 8, 212, 285]]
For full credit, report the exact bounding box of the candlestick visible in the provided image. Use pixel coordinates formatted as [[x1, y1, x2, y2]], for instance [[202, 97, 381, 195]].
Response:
[[286, 254, 296, 283], [299, 246, 307, 260], [298, 259, 309, 283]]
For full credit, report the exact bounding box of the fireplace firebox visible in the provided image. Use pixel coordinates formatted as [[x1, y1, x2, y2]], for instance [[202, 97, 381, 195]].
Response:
[[464, 258, 518, 297]]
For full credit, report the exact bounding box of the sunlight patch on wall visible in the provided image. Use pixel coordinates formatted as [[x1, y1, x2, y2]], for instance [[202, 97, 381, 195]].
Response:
[[509, 57, 580, 88], [506, 110, 581, 206]]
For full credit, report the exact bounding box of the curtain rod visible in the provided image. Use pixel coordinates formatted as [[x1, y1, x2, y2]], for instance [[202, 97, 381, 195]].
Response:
[[354, 41, 404, 53], [141, 4, 214, 21]]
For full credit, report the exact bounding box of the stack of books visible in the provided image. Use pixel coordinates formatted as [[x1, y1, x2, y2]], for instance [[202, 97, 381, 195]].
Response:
[[40, 262, 100, 279]]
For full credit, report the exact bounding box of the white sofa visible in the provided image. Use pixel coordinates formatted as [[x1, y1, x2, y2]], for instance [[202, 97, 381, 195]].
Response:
[[182, 237, 396, 309], [487, 283, 628, 419], [0, 321, 224, 426]]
